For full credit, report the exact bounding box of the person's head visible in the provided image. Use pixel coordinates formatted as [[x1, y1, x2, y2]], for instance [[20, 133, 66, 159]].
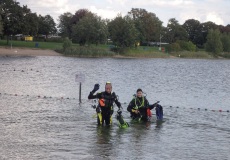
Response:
[[105, 81, 112, 93], [136, 88, 143, 98]]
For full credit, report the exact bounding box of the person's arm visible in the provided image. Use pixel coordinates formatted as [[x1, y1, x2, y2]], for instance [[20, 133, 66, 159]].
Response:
[[112, 92, 121, 109], [145, 98, 151, 108], [127, 99, 136, 113], [88, 84, 100, 99], [88, 91, 98, 99], [149, 100, 160, 110]]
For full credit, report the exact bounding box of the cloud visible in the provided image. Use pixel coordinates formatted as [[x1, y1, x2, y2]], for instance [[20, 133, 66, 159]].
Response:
[[205, 12, 224, 25], [17, 0, 230, 26], [89, 6, 121, 19], [36, 0, 68, 7]]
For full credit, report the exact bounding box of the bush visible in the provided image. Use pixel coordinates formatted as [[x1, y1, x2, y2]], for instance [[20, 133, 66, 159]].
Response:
[[177, 40, 196, 51], [221, 34, 230, 52], [205, 29, 223, 56], [63, 38, 72, 51], [59, 45, 115, 57], [110, 46, 129, 54], [165, 42, 181, 52], [222, 52, 230, 58]]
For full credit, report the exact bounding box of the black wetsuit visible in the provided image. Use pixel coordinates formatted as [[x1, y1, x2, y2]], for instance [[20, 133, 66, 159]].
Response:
[[127, 96, 154, 121], [88, 91, 121, 125]]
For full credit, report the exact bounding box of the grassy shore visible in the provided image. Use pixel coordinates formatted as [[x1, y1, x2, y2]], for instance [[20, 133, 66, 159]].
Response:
[[0, 39, 222, 58], [0, 40, 63, 50]]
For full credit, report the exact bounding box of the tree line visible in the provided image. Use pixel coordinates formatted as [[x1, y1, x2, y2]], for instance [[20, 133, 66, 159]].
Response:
[[0, 0, 56, 43], [1, 0, 230, 56]]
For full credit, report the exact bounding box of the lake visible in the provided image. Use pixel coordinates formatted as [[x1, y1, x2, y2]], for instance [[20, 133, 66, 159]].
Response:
[[0, 56, 229, 159]]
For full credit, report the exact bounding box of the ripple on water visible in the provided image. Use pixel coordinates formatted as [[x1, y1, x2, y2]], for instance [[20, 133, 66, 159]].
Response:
[[0, 57, 230, 159]]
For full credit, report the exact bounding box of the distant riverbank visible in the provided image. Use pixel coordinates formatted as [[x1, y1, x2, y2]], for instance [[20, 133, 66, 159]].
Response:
[[0, 47, 61, 56], [0, 46, 228, 59]]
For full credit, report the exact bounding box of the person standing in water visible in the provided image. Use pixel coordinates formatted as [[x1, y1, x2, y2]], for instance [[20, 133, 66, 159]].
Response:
[[88, 82, 122, 126], [127, 88, 163, 122]]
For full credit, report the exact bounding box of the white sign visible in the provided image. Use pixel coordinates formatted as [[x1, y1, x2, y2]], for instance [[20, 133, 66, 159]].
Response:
[[75, 73, 85, 83]]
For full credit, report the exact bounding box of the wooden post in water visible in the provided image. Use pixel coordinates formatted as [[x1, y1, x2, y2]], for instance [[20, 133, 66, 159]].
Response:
[[75, 73, 85, 104], [79, 82, 82, 103]]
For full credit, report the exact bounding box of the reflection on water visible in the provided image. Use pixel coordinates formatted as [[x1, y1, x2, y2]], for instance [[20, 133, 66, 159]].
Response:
[[0, 56, 230, 159]]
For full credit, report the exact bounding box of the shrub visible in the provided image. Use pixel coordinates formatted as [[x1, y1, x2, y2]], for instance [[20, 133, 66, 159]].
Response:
[[222, 52, 230, 58], [221, 34, 230, 52], [63, 38, 72, 51], [177, 40, 196, 51], [205, 29, 223, 56], [165, 42, 181, 52], [61, 46, 114, 57]]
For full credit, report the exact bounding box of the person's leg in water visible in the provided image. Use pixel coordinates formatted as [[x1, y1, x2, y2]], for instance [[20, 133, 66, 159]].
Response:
[[102, 111, 112, 126], [96, 106, 103, 125]]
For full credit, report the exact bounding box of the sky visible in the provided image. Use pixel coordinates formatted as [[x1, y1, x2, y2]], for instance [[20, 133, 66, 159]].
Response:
[[17, 0, 230, 26]]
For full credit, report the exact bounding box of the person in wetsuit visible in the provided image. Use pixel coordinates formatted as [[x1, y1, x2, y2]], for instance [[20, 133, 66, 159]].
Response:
[[127, 88, 162, 122], [88, 82, 122, 126]]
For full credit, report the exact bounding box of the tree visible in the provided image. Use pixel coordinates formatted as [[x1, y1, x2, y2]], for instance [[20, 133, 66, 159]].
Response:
[[20, 6, 38, 36], [37, 15, 57, 38], [0, 14, 3, 35], [128, 8, 162, 44], [205, 29, 223, 55], [221, 33, 230, 52], [57, 12, 73, 38], [68, 9, 93, 39], [200, 21, 218, 46], [165, 18, 188, 43], [183, 19, 204, 47], [108, 14, 138, 49], [0, 2, 3, 34], [219, 25, 230, 34], [1, 0, 24, 43], [70, 9, 92, 25], [72, 13, 108, 45]]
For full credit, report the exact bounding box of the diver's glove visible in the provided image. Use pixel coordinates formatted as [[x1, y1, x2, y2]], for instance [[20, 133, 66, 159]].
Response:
[[153, 101, 160, 108], [92, 84, 100, 93], [117, 108, 122, 115]]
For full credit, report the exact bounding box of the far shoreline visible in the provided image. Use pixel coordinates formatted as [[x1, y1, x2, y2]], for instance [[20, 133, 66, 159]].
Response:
[[0, 47, 62, 57], [0, 46, 173, 58], [1, 46, 228, 59]]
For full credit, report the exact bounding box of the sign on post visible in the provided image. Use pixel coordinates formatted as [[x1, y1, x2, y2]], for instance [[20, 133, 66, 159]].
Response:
[[75, 73, 85, 83], [75, 73, 85, 103]]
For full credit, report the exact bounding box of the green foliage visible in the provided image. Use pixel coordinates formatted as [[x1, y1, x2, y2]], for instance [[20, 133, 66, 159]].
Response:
[[1, 0, 57, 45], [165, 42, 181, 52], [38, 15, 57, 36], [108, 15, 138, 50], [0, 14, 3, 35], [59, 45, 114, 57], [205, 29, 223, 56], [57, 12, 73, 38], [110, 46, 129, 54], [177, 40, 196, 51], [1, 0, 23, 36], [72, 13, 108, 45], [125, 46, 169, 58], [63, 38, 72, 51], [165, 18, 188, 43], [128, 8, 163, 43], [222, 52, 230, 58], [221, 33, 230, 52], [183, 19, 205, 48]]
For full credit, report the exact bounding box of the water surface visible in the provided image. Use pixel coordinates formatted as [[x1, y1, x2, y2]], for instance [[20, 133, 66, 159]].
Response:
[[0, 56, 229, 159]]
